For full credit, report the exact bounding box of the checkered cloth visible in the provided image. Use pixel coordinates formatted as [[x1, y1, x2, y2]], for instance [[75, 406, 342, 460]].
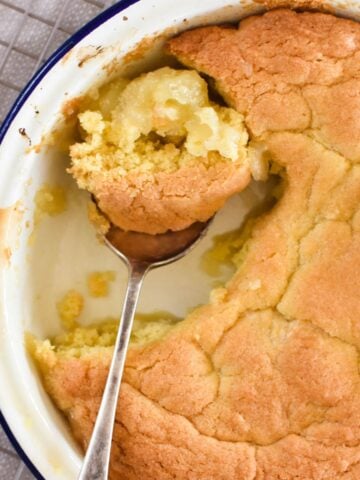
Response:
[[0, 1, 116, 477]]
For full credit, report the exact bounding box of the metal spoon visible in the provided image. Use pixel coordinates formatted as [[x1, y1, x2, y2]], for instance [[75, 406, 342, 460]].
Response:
[[78, 219, 212, 480]]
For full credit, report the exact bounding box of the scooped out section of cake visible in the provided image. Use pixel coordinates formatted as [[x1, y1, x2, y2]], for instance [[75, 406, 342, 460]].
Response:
[[69, 67, 251, 234], [28, 311, 180, 365]]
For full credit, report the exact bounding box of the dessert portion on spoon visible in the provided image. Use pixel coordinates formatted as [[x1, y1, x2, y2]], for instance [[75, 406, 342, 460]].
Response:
[[69, 67, 251, 234]]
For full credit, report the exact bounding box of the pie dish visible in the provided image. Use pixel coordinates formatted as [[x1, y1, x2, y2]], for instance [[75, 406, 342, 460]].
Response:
[[1, 1, 360, 479]]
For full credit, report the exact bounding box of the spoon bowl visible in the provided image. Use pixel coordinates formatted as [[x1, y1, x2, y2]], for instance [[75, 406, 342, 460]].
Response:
[[105, 221, 211, 266]]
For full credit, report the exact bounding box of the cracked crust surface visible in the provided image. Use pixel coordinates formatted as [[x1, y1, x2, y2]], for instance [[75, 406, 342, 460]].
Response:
[[33, 9, 360, 479], [91, 160, 251, 234]]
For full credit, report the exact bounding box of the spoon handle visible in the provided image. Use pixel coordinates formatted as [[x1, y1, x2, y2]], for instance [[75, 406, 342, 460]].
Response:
[[78, 262, 147, 480]]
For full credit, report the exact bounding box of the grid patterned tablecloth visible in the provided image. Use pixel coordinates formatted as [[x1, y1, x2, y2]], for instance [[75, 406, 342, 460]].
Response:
[[0, 1, 117, 477]]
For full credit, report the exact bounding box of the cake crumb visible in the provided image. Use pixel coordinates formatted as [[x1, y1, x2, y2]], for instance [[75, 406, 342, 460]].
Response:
[[88, 271, 116, 297], [201, 227, 250, 278], [248, 141, 270, 181], [57, 290, 84, 330], [34, 184, 67, 222], [87, 201, 110, 235], [210, 287, 227, 304], [28, 184, 67, 245], [69, 67, 250, 234]]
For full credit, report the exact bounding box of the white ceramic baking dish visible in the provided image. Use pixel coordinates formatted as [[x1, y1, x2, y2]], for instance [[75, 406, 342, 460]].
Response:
[[1, 0, 360, 478]]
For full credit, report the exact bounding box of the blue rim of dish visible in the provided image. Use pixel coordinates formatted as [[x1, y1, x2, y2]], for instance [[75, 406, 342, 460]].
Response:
[[0, 0, 140, 478]]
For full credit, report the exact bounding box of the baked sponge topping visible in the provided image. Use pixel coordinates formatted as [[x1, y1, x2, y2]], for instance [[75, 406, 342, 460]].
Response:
[[68, 67, 251, 234]]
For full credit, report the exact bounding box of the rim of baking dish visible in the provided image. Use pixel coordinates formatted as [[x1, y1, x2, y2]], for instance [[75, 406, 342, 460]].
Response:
[[0, 0, 140, 477]]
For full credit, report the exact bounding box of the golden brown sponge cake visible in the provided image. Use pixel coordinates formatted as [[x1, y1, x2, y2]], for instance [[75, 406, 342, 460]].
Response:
[[30, 9, 360, 479]]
